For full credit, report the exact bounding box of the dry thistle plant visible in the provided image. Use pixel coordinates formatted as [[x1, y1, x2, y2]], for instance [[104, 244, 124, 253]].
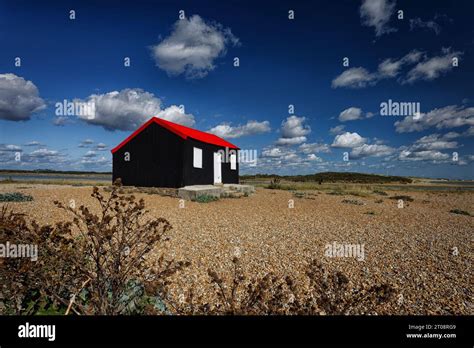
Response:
[[303, 260, 396, 315], [196, 256, 300, 315], [0, 179, 189, 315], [0, 205, 82, 314], [188, 257, 396, 315], [53, 179, 190, 315]]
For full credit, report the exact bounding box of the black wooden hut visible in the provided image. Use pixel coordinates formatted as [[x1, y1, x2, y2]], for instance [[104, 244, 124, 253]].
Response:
[[111, 117, 240, 188]]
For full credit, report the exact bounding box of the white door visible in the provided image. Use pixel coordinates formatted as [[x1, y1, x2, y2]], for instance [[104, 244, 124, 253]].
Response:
[[213, 152, 222, 184]]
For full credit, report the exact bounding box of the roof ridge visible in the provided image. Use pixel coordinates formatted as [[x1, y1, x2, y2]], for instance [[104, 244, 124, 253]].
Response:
[[111, 116, 239, 154]]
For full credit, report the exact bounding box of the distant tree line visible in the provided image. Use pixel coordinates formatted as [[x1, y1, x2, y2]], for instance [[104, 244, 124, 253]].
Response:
[[240, 172, 413, 184], [0, 169, 112, 175]]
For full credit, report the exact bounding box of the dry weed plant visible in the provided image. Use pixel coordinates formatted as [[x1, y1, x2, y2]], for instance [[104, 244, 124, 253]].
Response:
[[0, 179, 189, 315], [169, 257, 395, 315]]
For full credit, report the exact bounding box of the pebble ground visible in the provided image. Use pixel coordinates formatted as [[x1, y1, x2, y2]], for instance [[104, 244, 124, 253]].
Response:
[[1, 183, 472, 314]]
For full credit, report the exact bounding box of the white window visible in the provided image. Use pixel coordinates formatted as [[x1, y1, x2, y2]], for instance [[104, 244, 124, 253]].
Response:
[[193, 147, 202, 168], [230, 153, 237, 170]]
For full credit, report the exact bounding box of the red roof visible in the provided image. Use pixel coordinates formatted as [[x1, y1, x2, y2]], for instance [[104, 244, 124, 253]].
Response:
[[111, 117, 239, 154]]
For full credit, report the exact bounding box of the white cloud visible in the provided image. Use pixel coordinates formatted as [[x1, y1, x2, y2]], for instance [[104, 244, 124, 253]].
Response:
[[208, 120, 270, 139], [78, 139, 94, 148], [360, 0, 397, 37], [83, 150, 97, 158], [339, 107, 363, 121], [260, 145, 326, 169], [276, 116, 311, 145], [53, 116, 70, 127], [24, 141, 42, 147], [350, 143, 395, 159], [155, 105, 196, 127], [0, 73, 46, 121], [261, 147, 286, 158], [27, 148, 59, 158], [262, 147, 298, 161], [0, 144, 22, 152], [280, 116, 311, 138], [18, 147, 68, 166], [404, 48, 462, 84], [276, 136, 307, 145], [377, 50, 423, 78], [329, 125, 346, 135], [331, 132, 367, 148], [394, 131, 465, 164], [410, 17, 441, 35], [81, 155, 110, 167], [332, 49, 460, 89], [412, 134, 459, 151], [299, 142, 330, 154], [373, 138, 385, 145], [95, 143, 108, 151], [151, 15, 239, 79], [331, 67, 375, 89], [21, 148, 67, 165], [464, 126, 474, 137], [77, 88, 195, 131], [442, 131, 461, 139], [338, 107, 375, 122], [394, 105, 474, 133], [377, 59, 402, 78], [399, 150, 450, 161], [307, 153, 322, 161], [0, 144, 23, 163]]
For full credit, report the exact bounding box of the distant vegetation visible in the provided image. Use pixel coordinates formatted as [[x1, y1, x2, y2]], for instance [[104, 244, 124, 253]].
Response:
[[341, 199, 364, 206], [0, 192, 33, 202], [242, 172, 412, 184], [389, 195, 414, 202], [0, 169, 111, 175], [372, 189, 388, 196], [267, 177, 282, 189], [192, 195, 219, 203], [449, 209, 471, 217]]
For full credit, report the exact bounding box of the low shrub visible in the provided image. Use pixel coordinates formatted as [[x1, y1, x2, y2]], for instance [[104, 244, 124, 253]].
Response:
[[389, 195, 414, 202], [193, 195, 219, 203], [327, 187, 345, 195], [449, 209, 471, 216], [0, 192, 33, 202], [326, 186, 371, 197], [372, 190, 388, 196], [266, 177, 282, 190], [341, 199, 364, 206]]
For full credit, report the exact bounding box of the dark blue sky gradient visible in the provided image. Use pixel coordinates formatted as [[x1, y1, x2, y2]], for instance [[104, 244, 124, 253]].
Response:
[[0, 0, 473, 178]]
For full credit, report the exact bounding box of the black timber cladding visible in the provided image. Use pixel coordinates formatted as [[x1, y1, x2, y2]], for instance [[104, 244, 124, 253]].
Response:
[[112, 122, 185, 188], [112, 122, 239, 188]]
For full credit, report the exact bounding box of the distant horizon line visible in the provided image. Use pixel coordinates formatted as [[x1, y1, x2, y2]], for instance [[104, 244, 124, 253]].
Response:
[[0, 168, 472, 181]]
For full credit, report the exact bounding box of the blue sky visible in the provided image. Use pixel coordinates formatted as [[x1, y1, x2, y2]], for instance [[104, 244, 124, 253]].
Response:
[[0, 0, 473, 179]]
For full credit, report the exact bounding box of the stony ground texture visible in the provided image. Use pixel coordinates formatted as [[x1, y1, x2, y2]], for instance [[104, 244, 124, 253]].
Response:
[[1, 183, 472, 315]]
